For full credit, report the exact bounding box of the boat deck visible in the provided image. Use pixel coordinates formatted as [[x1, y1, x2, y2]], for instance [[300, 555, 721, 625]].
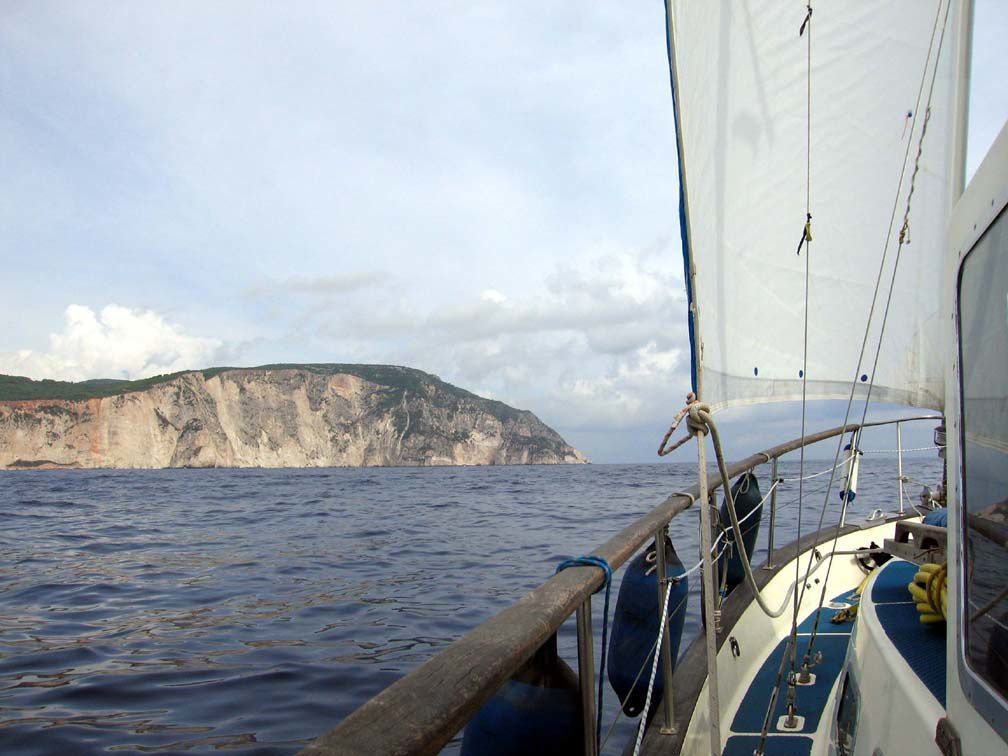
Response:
[[639, 552, 950, 756], [721, 587, 858, 756], [721, 558, 947, 756], [868, 559, 946, 706]]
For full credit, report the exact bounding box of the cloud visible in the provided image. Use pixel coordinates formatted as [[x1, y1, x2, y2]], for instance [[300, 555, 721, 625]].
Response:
[[266, 240, 693, 435], [481, 289, 507, 304], [246, 272, 391, 299], [0, 304, 222, 381]]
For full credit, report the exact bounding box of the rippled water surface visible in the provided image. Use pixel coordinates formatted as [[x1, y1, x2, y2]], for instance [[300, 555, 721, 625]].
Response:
[[0, 456, 942, 754]]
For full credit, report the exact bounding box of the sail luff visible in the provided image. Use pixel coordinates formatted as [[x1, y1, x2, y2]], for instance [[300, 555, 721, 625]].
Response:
[[664, 0, 703, 400]]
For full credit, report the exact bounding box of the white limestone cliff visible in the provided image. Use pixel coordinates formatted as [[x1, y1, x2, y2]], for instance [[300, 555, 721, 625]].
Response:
[[0, 367, 587, 469]]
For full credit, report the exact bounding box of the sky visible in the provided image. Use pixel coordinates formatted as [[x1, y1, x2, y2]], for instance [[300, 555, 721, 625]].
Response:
[[1, 2, 1006, 464]]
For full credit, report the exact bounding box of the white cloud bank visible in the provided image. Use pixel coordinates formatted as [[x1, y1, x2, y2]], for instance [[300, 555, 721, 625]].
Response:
[[261, 241, 692, 439], [0, 304, 221, 381]]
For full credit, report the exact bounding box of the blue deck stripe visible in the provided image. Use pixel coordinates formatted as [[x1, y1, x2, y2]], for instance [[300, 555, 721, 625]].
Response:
[[731, 590, 855, 737], [869, 560, 947, 706], [795, 605, 857, 634], [730, 633, 850, 734], [870, 559, 918, 604], [724, 734, 813, 755]]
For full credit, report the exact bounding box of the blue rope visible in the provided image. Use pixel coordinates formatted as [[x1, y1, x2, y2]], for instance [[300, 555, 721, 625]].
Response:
[[555, 555, 612, 752]]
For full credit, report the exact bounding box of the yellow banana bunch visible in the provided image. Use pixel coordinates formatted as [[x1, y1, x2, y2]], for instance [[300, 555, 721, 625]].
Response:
[[907, 562, 947, 624]]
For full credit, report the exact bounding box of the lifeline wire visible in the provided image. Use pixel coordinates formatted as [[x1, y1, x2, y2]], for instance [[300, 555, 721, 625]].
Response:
[[555, 555, 612, 752], [863, 445, 944, 454], [779, 455, 852, 482]]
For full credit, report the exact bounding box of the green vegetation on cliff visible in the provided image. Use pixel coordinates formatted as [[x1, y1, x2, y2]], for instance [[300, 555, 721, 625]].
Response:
[[0, 364, 525, 422]]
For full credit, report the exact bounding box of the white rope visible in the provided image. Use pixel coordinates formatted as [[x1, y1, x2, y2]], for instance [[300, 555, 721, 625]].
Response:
[[692, 408, 797, 619], [598, 592, 690, 753], [710, 479, 780, 553], [780, 455, 852, 482], [681, 460, 855, 593], [901, 472, 936, 489], [901, 484, 927, 517], [678, 478, 777, 582], [680, 543, 730, 581], [632, 579, 674, 756]]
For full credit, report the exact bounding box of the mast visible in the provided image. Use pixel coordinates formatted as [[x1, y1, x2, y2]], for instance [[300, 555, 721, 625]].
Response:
[[950, 0, 974, 206], [664, 4, 719, 755]]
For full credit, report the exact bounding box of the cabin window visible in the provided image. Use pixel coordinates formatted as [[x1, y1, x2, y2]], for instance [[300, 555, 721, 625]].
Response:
[[957, 204, 1008, 706], [835, 671, 859, 756]]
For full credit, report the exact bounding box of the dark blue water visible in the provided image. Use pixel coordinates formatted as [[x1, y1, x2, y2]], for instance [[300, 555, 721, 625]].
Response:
[[0, 456, 942, 754]]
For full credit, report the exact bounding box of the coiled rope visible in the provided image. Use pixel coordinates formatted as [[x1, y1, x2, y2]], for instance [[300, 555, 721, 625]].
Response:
[[908, 562, 947, 623], [555, 555, 612, 752]]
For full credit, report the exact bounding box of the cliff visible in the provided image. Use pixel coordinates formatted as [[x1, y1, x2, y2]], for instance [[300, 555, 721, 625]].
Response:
[[0, 364, 587, 469]]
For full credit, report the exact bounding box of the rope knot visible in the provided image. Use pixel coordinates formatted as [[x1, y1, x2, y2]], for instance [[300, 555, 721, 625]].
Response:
[[658, 392, 707, 456], [686, 401, 712, 436], [555, 555, 612, 593]]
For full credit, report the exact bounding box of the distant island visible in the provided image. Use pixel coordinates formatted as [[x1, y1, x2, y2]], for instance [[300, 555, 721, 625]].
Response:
[[0, 364, 587, 469]]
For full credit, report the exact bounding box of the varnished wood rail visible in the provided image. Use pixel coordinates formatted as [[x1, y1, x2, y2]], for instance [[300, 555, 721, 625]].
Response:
[[301, 415, 939, 756]]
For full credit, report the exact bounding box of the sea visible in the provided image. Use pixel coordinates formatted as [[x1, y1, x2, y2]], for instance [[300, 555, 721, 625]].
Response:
[[0, 454, 943, 755]]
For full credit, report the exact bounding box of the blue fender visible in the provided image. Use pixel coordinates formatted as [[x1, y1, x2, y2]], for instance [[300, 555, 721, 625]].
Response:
[[607, 537, 688, 717], [718, 472, 763, 594], [461, 633, 582, 755]]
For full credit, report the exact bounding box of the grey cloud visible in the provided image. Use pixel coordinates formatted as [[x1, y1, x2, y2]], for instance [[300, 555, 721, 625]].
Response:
[[246, 272, 392, 300]]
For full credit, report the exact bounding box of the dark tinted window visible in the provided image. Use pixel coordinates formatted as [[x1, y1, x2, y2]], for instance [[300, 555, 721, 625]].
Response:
[[958, 205, 1008, 702]]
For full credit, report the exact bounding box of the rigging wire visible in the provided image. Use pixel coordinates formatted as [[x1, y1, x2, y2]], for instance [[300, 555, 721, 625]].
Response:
[[757, 6, 814, 748], [792, 0, 814, 709], [799, 0, 954, 665]]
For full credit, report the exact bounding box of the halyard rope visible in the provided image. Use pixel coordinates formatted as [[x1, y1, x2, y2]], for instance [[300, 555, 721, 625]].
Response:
[[686, 406, 796, 618]]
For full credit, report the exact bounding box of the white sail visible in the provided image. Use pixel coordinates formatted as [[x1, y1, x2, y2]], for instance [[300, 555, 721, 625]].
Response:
[[668, 1, 967, 412]]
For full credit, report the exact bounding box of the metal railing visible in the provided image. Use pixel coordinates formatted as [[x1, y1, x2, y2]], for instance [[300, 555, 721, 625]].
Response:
[[301, 415, 940, 756]]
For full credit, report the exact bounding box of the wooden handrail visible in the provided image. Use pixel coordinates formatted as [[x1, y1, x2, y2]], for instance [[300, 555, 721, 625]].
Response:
[[301, 415, 940, 756]]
